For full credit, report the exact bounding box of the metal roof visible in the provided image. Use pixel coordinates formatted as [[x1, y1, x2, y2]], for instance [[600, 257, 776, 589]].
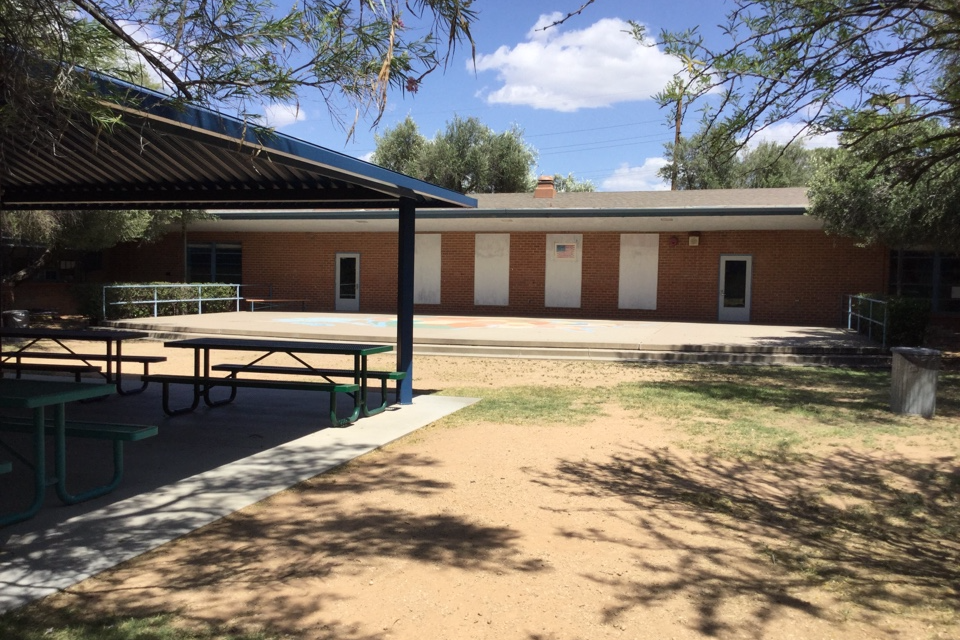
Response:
[[0, 78, 476, 211]]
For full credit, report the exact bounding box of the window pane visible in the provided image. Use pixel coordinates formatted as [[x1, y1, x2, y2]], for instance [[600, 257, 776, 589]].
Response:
[[214, 247, 242, 283], [938, 254, 960, 313], [186, 246, 212, 282]]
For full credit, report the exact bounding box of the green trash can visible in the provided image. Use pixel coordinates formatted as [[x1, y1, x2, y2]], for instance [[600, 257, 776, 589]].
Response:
[[890, 347, 940, 418]]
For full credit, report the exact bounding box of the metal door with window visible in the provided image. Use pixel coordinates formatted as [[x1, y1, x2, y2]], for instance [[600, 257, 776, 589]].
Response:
[[336, 253, 360, 312], [718, 255, 752, 322]]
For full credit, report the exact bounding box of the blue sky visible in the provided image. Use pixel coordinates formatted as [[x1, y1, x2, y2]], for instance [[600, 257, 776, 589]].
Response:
[[263, 1, 818, 192]]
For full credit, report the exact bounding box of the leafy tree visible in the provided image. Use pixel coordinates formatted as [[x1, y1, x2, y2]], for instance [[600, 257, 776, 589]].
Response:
[[659, 128, 817, 190], [658, 1, 960, 186], [1, 209, 209, 289], [807, 114, 960, 251], [658, 129, 741, 190], [373, 115, 537, 193], [553, 173, 595, 192], [371, 116, 427, 176], [1, 0, 477, 145], [738, 141, 816, 188]]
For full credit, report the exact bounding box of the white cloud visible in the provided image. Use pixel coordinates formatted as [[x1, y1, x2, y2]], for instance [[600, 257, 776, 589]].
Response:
[[473, 16, 680, 112], [263, 103, 306, 128], [601, 158, 670, 191], [114, 20, 181, 91], [748, 122, 839, 149]]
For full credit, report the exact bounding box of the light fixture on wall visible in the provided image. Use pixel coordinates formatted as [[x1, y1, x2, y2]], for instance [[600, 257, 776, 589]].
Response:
[[689, 231, 701, 247], [669, 235, 679, 246]]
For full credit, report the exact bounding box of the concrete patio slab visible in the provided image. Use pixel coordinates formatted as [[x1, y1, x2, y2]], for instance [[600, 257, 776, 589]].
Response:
[[111, 312, 876, 355]]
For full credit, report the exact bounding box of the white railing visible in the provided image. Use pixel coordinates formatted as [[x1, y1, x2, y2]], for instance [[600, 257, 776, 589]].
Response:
[[846, 294, 887, 348], [102, 283, 246, 319]]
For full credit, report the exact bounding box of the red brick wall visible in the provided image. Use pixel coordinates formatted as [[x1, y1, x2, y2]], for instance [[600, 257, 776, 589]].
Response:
[[104, 229, 888, 327]]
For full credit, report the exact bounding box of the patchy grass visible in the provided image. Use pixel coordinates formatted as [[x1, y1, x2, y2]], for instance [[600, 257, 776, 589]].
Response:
[[436, 385, 608, 425], [442, 365, 960, 459], [0, 611, 289, 640]]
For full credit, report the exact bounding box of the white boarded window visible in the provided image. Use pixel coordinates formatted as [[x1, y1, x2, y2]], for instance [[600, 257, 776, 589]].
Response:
[[414, 234, 441, 304], [618, 234, 659, 309], [545, 233, 582, 308], [474, 234, 510, 306]]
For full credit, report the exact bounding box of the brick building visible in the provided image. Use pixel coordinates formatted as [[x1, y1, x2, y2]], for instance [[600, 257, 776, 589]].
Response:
[[99, 182, 888, 327]]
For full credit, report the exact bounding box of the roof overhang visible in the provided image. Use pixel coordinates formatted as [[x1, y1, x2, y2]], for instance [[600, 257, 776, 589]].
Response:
[[0, 77, 476, 211], [189, 204, 821, 233]]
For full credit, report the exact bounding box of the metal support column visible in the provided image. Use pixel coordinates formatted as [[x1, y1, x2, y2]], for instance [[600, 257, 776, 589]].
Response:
[[396, 197, 416, 404]]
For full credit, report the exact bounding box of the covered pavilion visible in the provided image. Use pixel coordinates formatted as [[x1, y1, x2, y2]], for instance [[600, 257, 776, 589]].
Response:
[[0, 77, 477, 401]]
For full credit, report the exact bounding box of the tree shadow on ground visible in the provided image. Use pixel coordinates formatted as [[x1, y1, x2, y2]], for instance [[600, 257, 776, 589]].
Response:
[[618, 365, 960, 421], [6, 451, 538, 639], [534, 444, 960, 638]]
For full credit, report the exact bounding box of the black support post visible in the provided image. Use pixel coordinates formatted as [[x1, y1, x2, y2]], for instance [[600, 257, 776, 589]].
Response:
[[396, 198, 416, 404]]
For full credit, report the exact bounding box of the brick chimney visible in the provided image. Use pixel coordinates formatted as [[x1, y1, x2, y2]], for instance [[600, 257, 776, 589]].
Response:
[[534, 175, 556, 199]]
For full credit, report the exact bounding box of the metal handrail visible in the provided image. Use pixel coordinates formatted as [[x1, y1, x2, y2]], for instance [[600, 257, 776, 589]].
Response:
[[101, 283, 257, 319], [846, 294, 888, 348]]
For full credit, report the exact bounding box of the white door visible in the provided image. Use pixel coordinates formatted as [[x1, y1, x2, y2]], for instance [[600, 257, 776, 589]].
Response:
[[336, 253, 360, 312], [718, 255, 752, 323]]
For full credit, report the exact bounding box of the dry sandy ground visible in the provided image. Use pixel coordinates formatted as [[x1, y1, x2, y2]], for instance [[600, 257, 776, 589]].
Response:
[[16, 341, 960, 639]]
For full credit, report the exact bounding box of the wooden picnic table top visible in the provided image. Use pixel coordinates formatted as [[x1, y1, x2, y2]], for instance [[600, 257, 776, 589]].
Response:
[[0, 327, 149, 342], [162, 337, 393, 357], [0, 378, 114, 408]]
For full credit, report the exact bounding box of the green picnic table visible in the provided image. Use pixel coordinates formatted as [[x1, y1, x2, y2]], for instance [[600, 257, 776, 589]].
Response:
[[145, 337, 399, 425], [0, 379, 144, 526]]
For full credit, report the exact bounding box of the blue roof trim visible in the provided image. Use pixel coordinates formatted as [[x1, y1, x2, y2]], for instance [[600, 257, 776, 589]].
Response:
[[95, 77, 476, 209]]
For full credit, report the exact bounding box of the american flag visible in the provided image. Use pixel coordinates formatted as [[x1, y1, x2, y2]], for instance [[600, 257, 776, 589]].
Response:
[[555, 243, 576, 260]]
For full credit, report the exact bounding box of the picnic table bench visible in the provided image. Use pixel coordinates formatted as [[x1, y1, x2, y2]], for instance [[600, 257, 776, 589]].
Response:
[[143, 337, 396, 426], [2, 353, 165, 390], [0, 328, 165, 395], [211, 364, 405, 416], [4, 361, 102, 382], [144, 373, 361, 426], [0, 379, 156, 525], [0, 417, 157, 498]]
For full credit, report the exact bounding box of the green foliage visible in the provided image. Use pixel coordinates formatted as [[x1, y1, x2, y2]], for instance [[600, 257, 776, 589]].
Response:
[[659, 128, 815, 189], [851, 294, 931, 348], [553, 173, 595, 192], [0, 0, 477, 146], [371, 116, 426, 176], [659, 128, 741, 189], [659, 0, 960, 188], [738, 141, 816, 188], [373, 115, 537, 193], [75, 282, 239, 322], [1, 210, 210, 287], [0, 610, 284, 640], [807, 115, 960, 250], [885, 296, 932, 348]]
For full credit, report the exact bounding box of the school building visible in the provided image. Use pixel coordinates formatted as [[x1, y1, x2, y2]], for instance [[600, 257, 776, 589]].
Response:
[[95, 181, 892, 327]]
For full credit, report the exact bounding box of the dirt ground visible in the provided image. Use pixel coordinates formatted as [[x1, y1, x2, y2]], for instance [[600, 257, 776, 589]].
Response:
[[14, 336, 960, 640]]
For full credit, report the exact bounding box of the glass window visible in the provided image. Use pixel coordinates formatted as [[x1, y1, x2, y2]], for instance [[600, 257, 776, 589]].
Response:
[[187, 243, 242, 283], [889, 250, 960, 313]]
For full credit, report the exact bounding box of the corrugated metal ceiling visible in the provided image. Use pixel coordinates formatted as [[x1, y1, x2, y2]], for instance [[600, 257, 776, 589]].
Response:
[[0, 80, 476, 212]]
